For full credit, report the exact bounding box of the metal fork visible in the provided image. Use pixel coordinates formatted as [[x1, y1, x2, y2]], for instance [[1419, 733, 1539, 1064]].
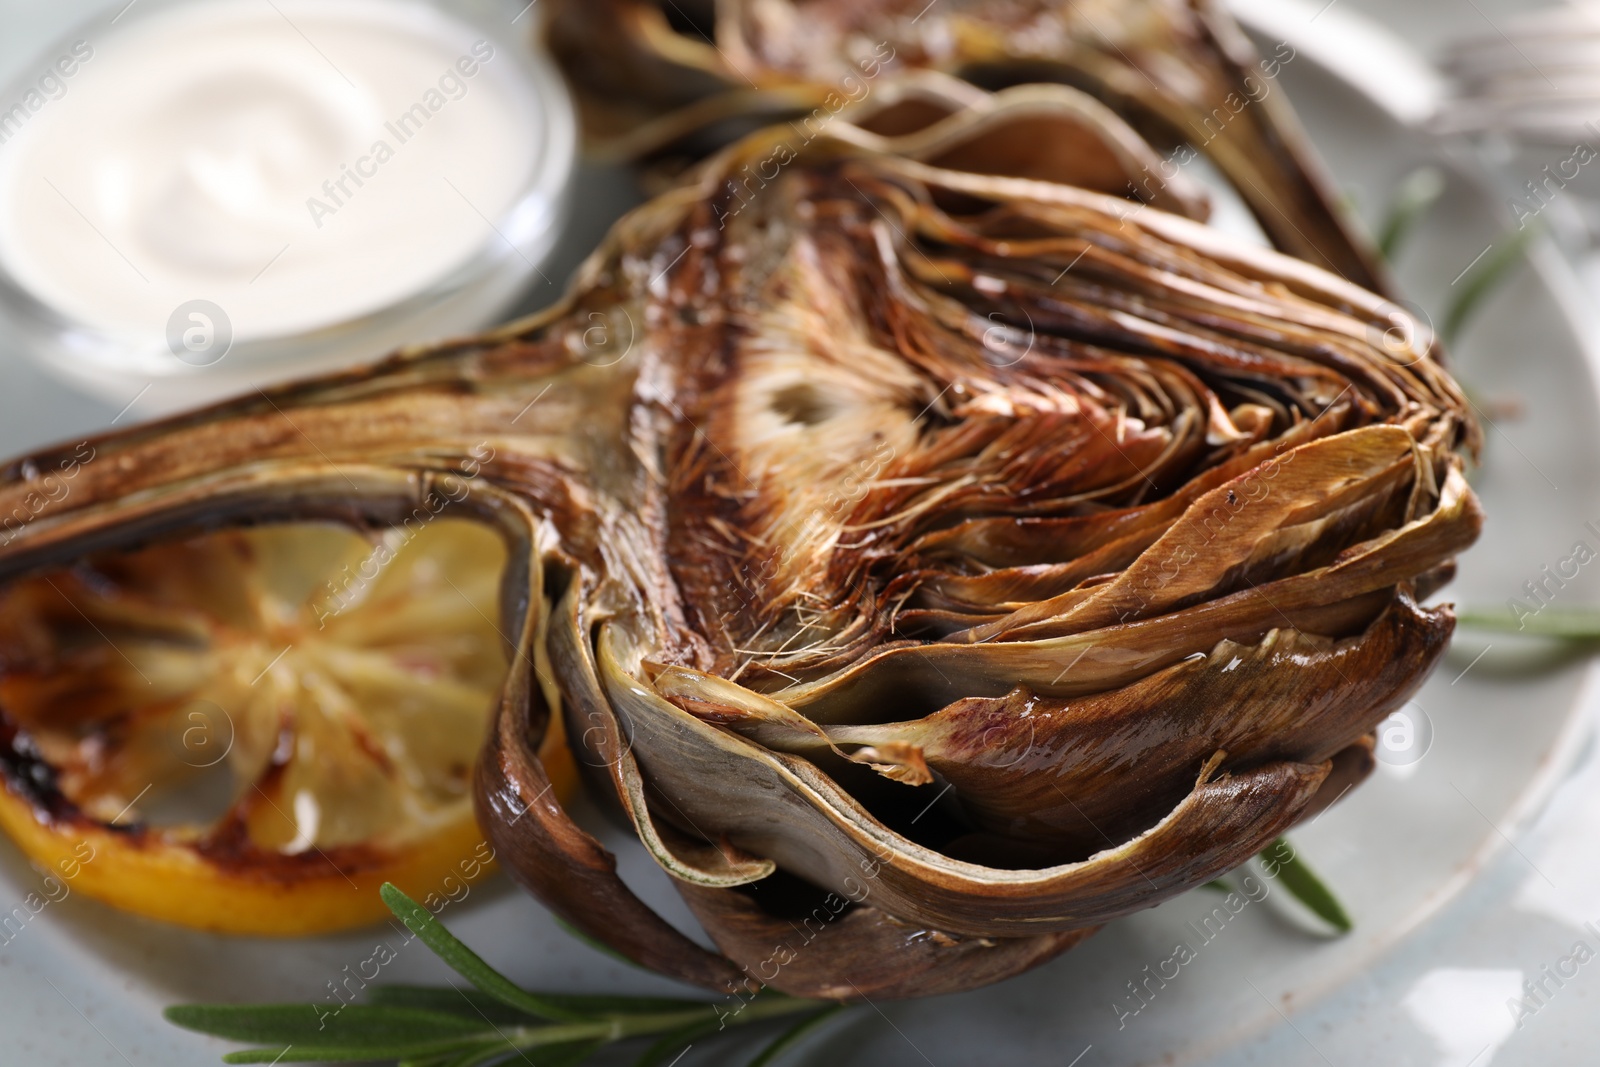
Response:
[[1437, 1, 1600, 141]]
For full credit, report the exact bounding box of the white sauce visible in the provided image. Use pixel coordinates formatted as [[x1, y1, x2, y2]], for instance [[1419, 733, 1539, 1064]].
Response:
[[0, 0, 550, 344]]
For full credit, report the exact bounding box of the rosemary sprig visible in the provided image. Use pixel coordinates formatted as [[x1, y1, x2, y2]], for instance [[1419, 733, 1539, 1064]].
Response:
[[1441, 223, 1540, 345], [1369, 165, 1538, 349], [1377, 166, 1446, 261], [166, 884, 840, 1066], [1260, 838, 1352, 933], [1202, 838, 1352, 934]]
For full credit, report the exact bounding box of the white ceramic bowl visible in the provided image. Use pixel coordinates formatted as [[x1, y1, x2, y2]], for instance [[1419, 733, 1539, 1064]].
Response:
[[0, 0, 574, 414]]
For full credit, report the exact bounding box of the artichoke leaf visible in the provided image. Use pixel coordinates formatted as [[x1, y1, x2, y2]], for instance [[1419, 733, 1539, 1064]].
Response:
[[904, 412, 1337, 570], [601, 624, 1332, 936], [481, 565, 760, 995], [824, 594, 1450, 849], [549, 572, 777, 888], [596, 618, 779, 887], [959, 423, 1421, 639], [675, 879, 1096, 1000], [771, 463, 1478, 726], [653, 663, 936, 785]]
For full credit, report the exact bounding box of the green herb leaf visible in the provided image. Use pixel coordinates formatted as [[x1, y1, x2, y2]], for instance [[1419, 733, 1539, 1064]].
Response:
[[371, 984, 714, 1022], [412, 1047, 505, 1067], [367, 986, 546, 1026], [379, 883, 589, 1022], [399, 1047, 503, 1067], [430, 1039, 603, 1067], [540, 1039, 610, 1066], [536, 993, 720, 1016], [164, 1004, 487, 1047], [1262, 837, 1352, 933], [219, 1038, 483, 1064], [1377, 167, 1445, 261], [632, 1014, 725, 1067], [1442, 225, 1540, 345], [748, 1006, 847, 1066]]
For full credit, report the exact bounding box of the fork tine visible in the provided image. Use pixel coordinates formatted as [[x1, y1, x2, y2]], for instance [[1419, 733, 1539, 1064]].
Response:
[[1436, 2, 1600, 137]]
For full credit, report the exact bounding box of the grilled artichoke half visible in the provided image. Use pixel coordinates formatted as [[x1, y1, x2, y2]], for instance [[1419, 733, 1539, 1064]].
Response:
[[0, 109, 1476, 999], [545, 0, 1389, 292]]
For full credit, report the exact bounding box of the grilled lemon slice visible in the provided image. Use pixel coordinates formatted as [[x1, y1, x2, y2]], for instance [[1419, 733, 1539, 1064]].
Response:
[[0, 518, 572, 935]]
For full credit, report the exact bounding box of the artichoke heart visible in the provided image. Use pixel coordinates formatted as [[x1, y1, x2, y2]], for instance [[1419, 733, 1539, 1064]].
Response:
[[0, 105, 1477, 998]]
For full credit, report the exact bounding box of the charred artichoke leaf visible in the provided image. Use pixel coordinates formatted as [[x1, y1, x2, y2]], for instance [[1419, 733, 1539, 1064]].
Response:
[[816, 595, 1447, 850], [551, 570, 778, 887], [0, 101, 1476, 999], [599, 619, 1333, 940], [843, 80, 1212, 219], [674, 878, 1097, 1001]]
